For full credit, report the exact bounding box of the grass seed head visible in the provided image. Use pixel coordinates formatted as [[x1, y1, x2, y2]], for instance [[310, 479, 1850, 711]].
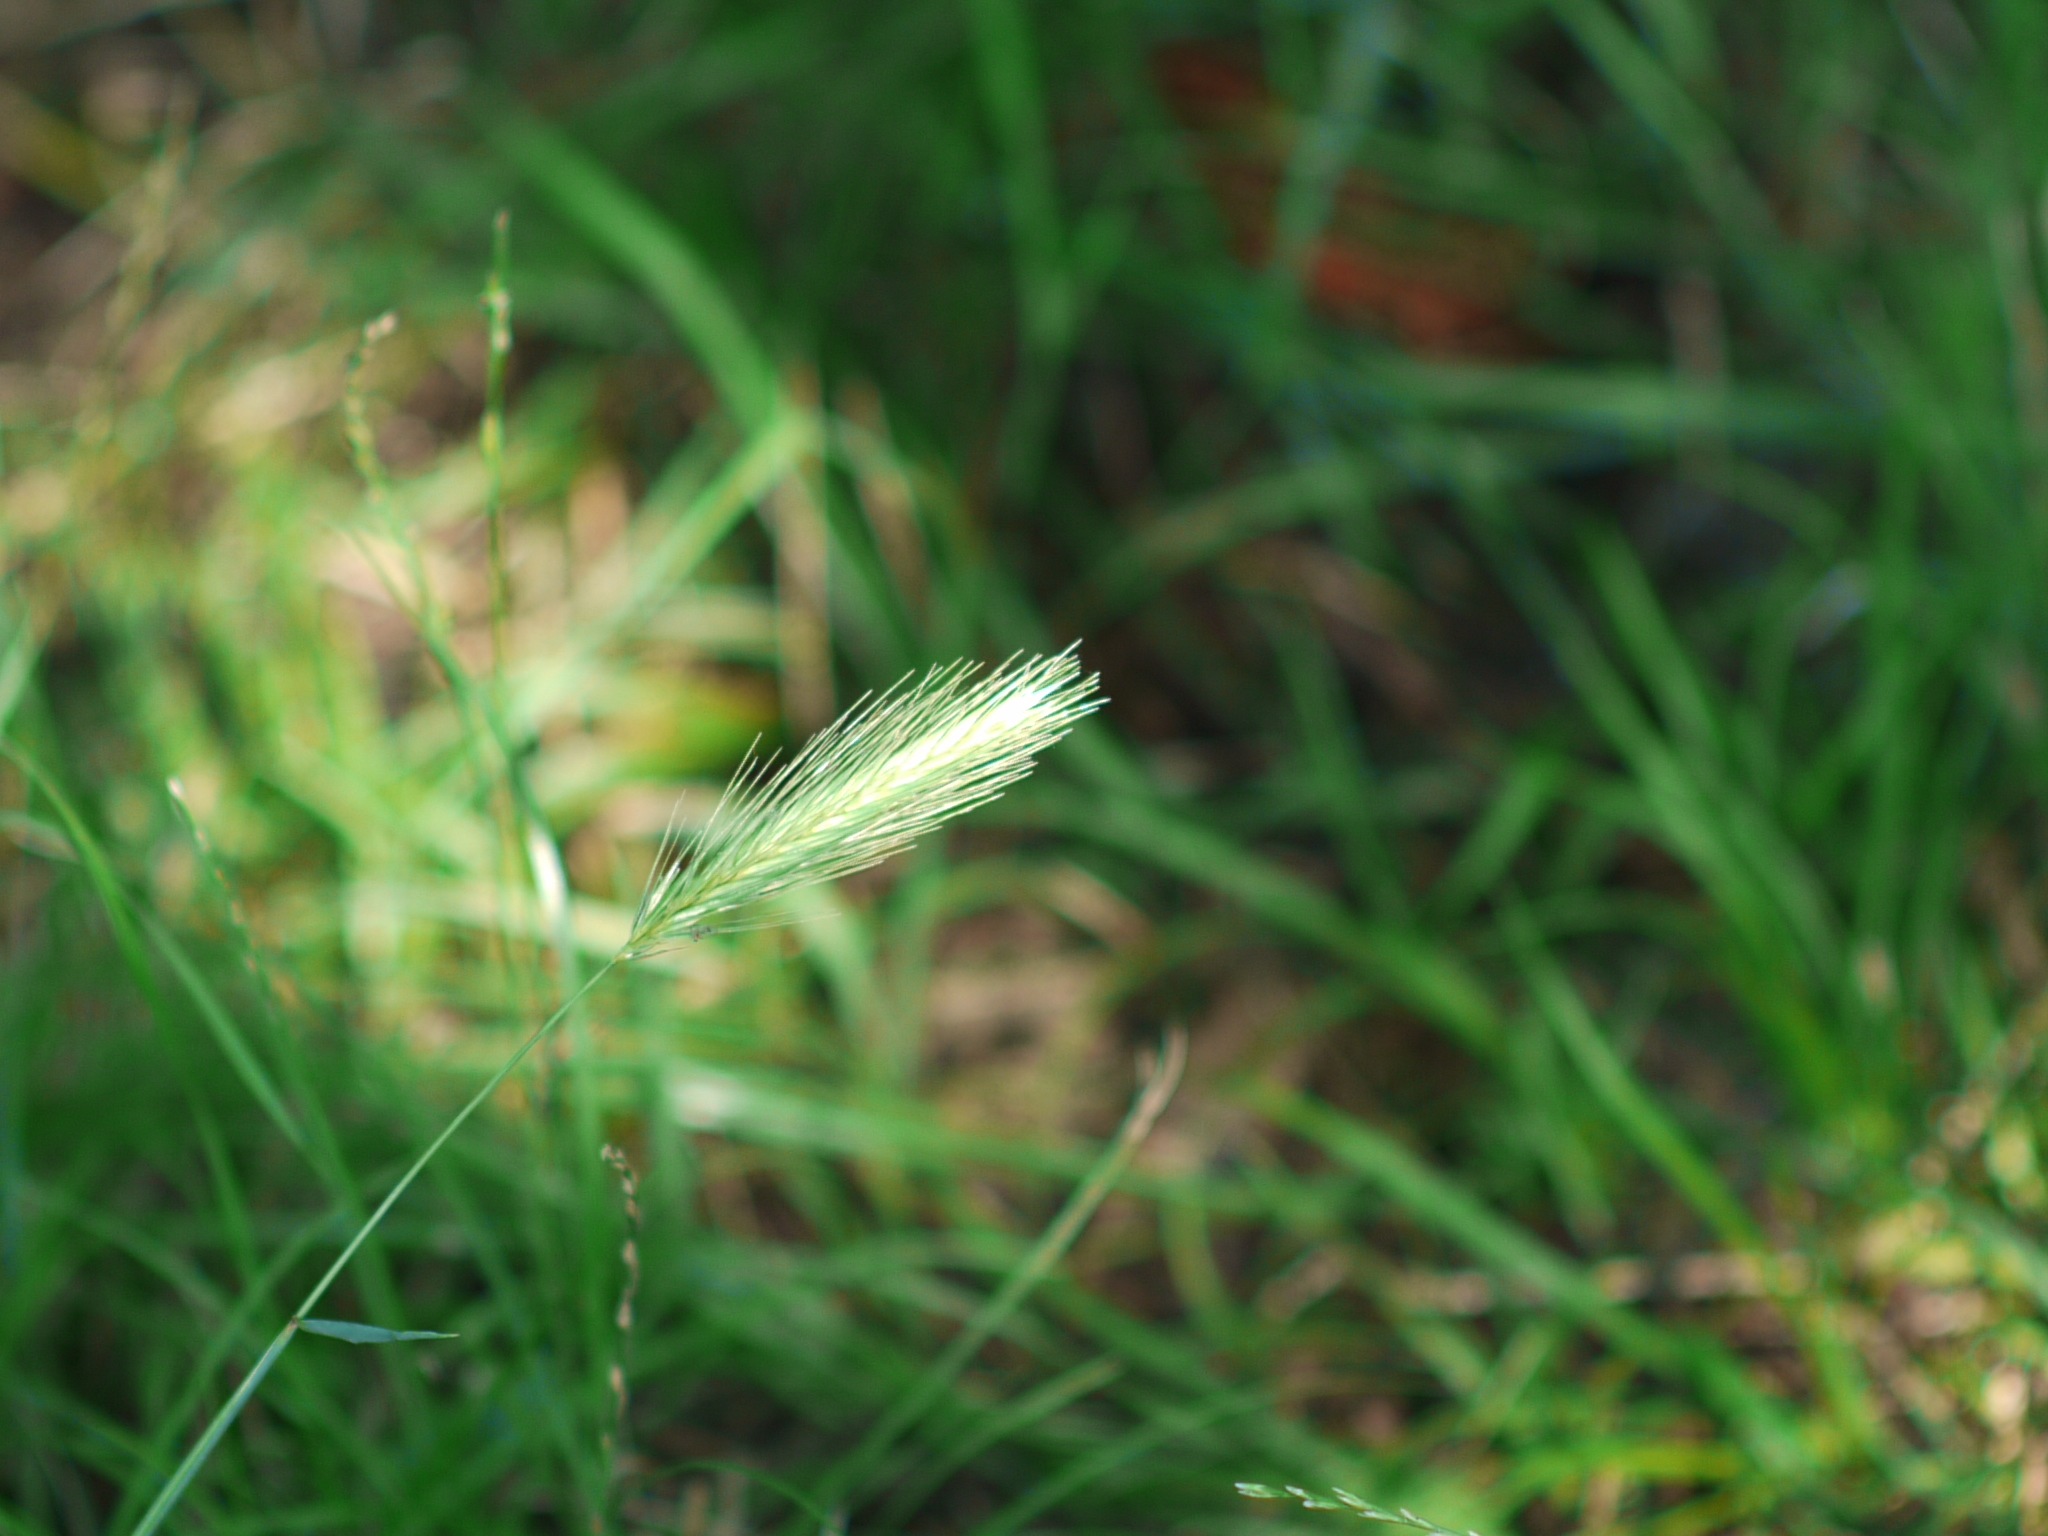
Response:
[[626, 649, 1103, 955]]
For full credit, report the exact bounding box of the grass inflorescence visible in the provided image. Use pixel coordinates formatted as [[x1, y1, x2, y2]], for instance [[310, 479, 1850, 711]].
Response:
[[630, 650, 1103, 955], [115, 646, 1100, 1536], [6, 5, 2048, 1536]]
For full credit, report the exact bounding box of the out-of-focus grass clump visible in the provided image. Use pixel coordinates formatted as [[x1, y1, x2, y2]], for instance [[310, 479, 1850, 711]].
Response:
[[6, 3, 2048, 1533]]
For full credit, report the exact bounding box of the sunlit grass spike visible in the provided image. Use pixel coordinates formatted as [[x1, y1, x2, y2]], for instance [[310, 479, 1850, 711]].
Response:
[[627, 649, 1103, 955]]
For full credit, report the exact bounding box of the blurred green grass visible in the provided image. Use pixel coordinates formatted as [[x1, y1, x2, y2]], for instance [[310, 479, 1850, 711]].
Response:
[[6, 2, 2048, 1532]]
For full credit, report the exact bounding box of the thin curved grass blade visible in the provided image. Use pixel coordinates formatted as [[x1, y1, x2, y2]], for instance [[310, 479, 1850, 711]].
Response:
[[299, 1319, 458, 1344]]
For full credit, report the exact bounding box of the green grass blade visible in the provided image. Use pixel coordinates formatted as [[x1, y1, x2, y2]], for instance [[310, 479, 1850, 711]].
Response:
[[126, 1321, 298, 1536], [0, 742, 166, 1023], [878, 1356, 1125, 1527], [123, 961, 618, 1536], [1036, 789, 1498, 1050], [134, 906, 308, 1155], [967, 1387, 1266, 1536], [0, 609, 37, 736], [483, 104, 779, 428], [1505, 902, 1760, 1251], [1253, 1086, 1811, 1475], [106, 1209, 336, 1534], [1, 748, 309, 1155], [298, 1319, 458, 1344], [813, 1032, 1185, 1508]]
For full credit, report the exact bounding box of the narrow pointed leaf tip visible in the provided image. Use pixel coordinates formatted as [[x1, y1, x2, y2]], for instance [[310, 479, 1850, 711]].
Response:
[[299, 1319, 457, 1344], [628, 650, 1104, 955]]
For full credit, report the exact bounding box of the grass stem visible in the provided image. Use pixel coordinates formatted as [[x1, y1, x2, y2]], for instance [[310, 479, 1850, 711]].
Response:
[[126, 961, 619, 1536]]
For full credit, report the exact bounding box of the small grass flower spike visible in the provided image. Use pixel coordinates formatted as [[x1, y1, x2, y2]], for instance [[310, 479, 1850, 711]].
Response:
[[628, 648, 1104, 956], [1236, 1484, 1488, 1536], [127, 647, 1100, 1536]]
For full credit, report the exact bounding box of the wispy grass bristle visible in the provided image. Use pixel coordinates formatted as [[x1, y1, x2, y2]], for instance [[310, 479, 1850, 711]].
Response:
[[627, 649, 1103, 955], [1236, 1484, 1486, 1536]]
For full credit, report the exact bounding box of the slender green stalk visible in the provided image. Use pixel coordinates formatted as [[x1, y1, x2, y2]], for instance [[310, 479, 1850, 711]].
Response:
[[125, 1324, 301, 1536], [123, 631, 1099, 1534], [480, 208, 514, 685], [126, 962, 617, 1536], [877, 1357, 1125, 1527], [811, 1030, 1185, 1511], [343, 306, 578, 1003], [125, 291, 1102, 1531]]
